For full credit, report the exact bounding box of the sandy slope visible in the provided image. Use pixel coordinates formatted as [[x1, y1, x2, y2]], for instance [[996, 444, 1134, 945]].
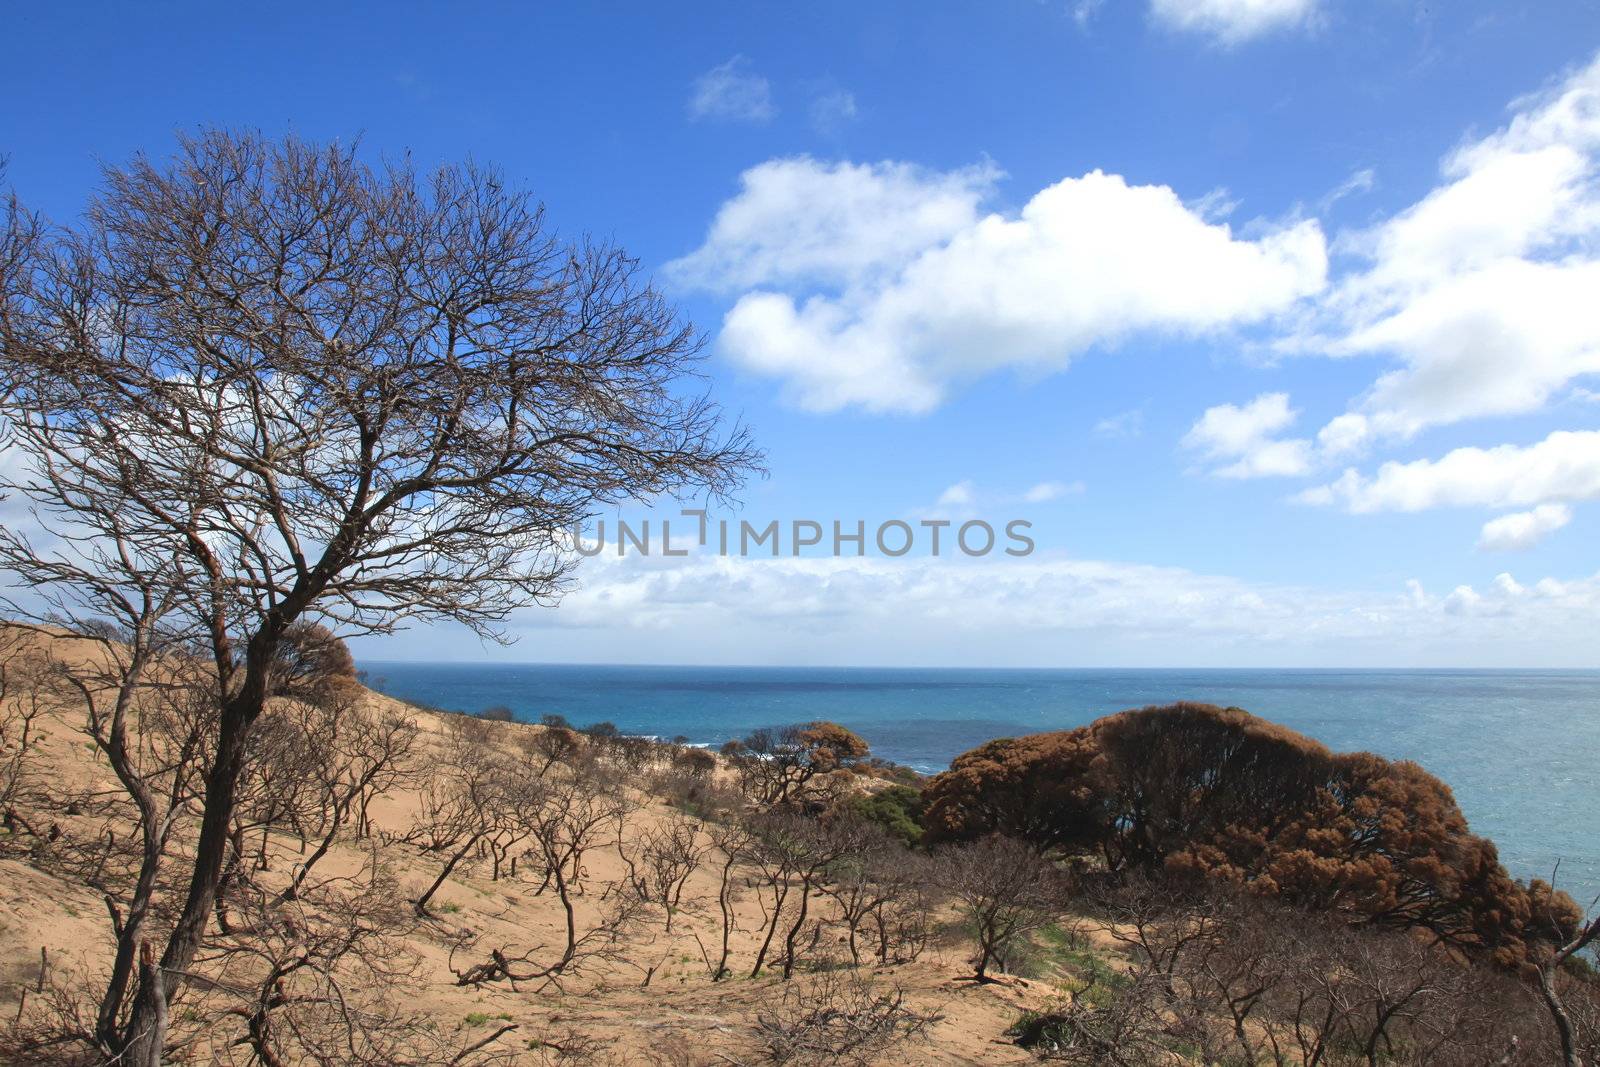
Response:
[[0, 625, 1063, 1065]]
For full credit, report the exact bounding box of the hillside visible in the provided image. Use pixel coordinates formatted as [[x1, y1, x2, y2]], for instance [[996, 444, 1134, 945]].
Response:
[[0, 624, 1593, 1066], [0, 625, 1057, 1066]]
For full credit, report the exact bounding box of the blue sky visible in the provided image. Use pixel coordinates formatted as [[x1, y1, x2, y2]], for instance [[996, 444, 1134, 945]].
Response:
[[3, 1, 1599, 666]]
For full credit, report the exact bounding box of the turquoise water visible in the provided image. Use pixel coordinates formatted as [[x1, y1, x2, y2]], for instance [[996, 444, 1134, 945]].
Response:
[[362, 662, 1600, 904]]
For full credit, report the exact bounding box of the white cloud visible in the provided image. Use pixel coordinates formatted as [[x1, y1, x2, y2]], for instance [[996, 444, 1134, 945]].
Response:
[[678, 161, 1327, 413], [667, 157, 1000, 294], [1094, 408, 1146, 440], [921, 479, 1084, 519], [1479, 504, 1573, 551], [1023, 480, 1084, 503], [936, 480, 976, 508], [1149, 0, 1321, 44], [1301, 54, 1600, 444], [1318, 167, 1376, 212], [809, 90, 858, 133], [688, 56, 776, 124], [1314, 412, 1370, 458], [1300, 430, 1600, 513], [1183, 392, 1314, 478]]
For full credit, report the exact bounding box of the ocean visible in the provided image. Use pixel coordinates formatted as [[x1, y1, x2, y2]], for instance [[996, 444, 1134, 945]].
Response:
[[361, 662, 1600, 905]]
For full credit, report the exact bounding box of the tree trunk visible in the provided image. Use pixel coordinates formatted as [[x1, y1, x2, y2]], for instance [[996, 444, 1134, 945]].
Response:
[[750, 882, 789, 978], [416, 832, 482, 915], [120, 942, 168, 1067], [780, 879, 813, 980], [121, 674, 265, 1063]]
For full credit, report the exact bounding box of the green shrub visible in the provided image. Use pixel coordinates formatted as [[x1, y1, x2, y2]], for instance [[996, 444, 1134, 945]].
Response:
[[841, 785, 924, 847]]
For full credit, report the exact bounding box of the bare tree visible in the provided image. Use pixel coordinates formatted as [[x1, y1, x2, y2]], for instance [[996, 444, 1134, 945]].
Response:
[[936, 835, 1063, 982], [448, 770, 642, 994], [525, 763, 633, 899], [67, 628, 214, 1063], [407, 738, 508, 916], [0, 130, 757, 1064], [274, 697, 419, 899], [742, 812, 857, 979], [617, 811, 709, 933], [820, 834, 937, 967], [698, 819, 754, 981]]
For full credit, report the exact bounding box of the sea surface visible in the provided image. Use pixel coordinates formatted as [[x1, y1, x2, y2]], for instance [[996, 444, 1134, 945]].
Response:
[[362, 662, 1600, 905]]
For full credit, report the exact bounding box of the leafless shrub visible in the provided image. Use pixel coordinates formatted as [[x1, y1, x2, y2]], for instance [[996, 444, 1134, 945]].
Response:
[[750, 969, 940, 1066], [818, 826, 938, 967], [618, 812, 710, 932], [743, 812, 861, 979], [446, 891, 644, 995], [936, 835, 1065, 982], [408, 740, 511, 916], [647, 768, 741, 820], [195, 865, 438, 1065], [525, 764, 634, 899], [1008, 972, 1170, 1066], [1064, 875, 1561, 1066]]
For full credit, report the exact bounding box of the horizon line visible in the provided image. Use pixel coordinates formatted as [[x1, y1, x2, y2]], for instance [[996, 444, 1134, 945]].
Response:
[[354, 658, 1600, 673]]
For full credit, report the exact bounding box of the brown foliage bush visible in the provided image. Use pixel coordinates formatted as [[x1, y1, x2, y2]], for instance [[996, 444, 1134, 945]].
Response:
[[921, 728, 1107, 855], [923, 702, 1581, 964]]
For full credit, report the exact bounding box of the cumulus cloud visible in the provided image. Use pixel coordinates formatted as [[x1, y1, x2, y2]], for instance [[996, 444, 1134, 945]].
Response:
[[1148, 0, 1321, 44], [688, 56, 776, 124], [1299, 430, 1600, 513], [1479, 504, 1574, 551], [1183, 392, 1314, 478], [676, 160, 1327, 413], [1300, 53, 1600, 446], [668, 157, 1000, 294]]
